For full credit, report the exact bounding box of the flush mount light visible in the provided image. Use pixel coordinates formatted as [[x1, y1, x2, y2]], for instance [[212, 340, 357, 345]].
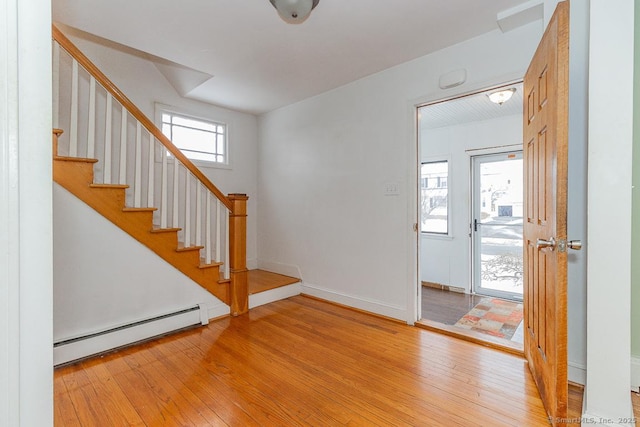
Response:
[[487, 88, 516, 105], [269, 0, 320, 24]]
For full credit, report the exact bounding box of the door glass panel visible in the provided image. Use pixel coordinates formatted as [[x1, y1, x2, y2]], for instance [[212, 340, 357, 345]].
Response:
[[473, 153, 523, 300]]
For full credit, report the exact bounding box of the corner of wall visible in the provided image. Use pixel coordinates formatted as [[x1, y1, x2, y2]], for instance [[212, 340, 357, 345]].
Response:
[[632, 0, 640, 359]]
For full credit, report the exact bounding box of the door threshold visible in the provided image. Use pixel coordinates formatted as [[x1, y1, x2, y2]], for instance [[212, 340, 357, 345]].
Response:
[[416, 318, 524, 357]]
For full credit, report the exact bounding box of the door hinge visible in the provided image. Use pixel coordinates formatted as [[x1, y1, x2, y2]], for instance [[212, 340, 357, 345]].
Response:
[[413, 223, 418, 232]]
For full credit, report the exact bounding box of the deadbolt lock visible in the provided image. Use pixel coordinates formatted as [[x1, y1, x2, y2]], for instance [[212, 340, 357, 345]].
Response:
[[557, 239, 583, 253]]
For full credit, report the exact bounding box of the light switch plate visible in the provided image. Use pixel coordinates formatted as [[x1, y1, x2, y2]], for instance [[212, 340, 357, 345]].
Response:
[[384, 182, 400, 196]]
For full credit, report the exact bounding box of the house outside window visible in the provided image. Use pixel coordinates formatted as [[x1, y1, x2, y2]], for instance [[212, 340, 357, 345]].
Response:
[[160, 109, 227, 165], [421, 160, 449, 234]]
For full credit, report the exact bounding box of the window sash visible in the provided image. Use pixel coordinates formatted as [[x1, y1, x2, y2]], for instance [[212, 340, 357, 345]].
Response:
[[421, 160, 449, 235], [161, 111, 227, 164]]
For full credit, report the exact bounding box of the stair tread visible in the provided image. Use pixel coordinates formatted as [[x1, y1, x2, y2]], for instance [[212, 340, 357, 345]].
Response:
[[176, 243, 204, 252], [54, 156, 99, 163], [122, 207, 158, 212], [199, 260, 223, 269], [150, 226, 181, 233], [90, 183, 129, 189]]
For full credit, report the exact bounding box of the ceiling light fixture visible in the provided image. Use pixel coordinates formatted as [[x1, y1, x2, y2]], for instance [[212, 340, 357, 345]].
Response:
[[269, 0, 320, 24], [487, 88, 516, 105]]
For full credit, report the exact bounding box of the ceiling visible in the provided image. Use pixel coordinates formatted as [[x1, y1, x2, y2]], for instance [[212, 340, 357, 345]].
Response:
[[420, 82, 524, 130], [53, 0, 539, 115]]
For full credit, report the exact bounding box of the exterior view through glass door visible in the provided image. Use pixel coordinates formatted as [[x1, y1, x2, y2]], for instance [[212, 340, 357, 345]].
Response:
[[472, 152, 523, 300]]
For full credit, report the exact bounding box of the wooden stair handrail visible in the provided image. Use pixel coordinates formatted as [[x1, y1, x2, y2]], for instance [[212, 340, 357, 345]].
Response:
[[52, 25, 233, 212]]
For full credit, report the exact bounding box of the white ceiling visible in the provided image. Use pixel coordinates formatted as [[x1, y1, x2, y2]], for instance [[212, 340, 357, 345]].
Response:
[[420, 82, 524, 130], [53, 0, 539, 115]]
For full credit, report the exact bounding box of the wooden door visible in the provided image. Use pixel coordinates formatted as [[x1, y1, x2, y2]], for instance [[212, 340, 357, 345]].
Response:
[[523, 1, 569, 425]]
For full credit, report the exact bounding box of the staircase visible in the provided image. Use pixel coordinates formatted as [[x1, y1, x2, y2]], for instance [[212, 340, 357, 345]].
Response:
[[52, 26, 248, 316]]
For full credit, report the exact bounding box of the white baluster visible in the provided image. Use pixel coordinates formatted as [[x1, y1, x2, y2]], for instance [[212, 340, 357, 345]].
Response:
[[69, 59, 78, 156], [224, 212, 230, 279], [52, 42, 60, 130], [205, 193, 212, 264], [147, 131, 154, 208], [172, 159, 179, 228], [161, 145, 168, 228], [215, 199, 221, 262], [195, 183, 202, 246], [184, 172, 191, 247], [104, 94, 112, 183], [119, 108, 127, 185], [87, 76, 96, 158], [134, 122, 142, 207]]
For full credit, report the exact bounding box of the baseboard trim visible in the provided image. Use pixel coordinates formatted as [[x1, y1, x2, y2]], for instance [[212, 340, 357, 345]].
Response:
[[257, 260, 301, 279], [569, 361, 587, 386], [300, 283, 408, 322], [53, 305, 206, 366], [422, 281, 465, 293], [631, 356, 640, 393], [249, 283, 301, 309]]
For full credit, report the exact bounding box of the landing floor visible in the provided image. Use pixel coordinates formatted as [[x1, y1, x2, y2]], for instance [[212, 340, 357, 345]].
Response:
[[248, 269, 300, 295]]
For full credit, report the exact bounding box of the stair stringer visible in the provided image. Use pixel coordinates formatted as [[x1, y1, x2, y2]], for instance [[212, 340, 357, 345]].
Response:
[[53, 156, 230, 305]]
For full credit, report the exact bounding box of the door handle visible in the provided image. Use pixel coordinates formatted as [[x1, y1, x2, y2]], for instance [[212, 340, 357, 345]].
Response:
[[536, 237, 556, 250], [567, 240, 582, 250]]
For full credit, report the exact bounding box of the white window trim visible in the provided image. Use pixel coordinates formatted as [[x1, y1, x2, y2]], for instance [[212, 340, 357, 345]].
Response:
[[154, 103, 232, 170], [420, 155, 452, 238]]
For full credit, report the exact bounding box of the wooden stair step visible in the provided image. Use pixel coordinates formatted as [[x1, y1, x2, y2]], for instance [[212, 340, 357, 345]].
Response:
[[122, 207, 157, 213], [54, 156, 99, 163], [90, 183, 129, 189], [199, 260, 223, 269], [247, 269, 300, 295], [150, 227, 182, 233], [176, 243, 204, 252]]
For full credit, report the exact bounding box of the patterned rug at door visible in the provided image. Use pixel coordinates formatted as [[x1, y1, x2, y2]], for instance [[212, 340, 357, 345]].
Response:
[[454, 297, 523, 341]]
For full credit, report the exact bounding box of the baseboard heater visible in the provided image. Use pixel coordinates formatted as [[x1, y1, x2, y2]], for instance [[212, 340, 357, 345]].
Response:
[[53, 303, 209, 366]]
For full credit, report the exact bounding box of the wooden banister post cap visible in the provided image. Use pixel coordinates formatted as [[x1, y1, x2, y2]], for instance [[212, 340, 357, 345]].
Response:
[[228, 193, 249, 200]]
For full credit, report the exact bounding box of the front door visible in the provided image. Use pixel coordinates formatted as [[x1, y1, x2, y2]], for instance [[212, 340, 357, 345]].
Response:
[[472, 151, 524, 301], [523, 1, 569, 424]]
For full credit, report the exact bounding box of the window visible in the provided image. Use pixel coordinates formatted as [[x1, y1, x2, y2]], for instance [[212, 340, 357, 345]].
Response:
[[421, 160, 449, 234], [161, 111, 227, 164]]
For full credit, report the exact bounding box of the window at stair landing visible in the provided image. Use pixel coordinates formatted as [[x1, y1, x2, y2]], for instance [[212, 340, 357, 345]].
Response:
[[160, 110, 227, 165]]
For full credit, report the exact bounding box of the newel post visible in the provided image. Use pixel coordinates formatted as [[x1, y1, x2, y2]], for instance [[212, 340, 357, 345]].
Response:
[[228, 193, 249, 316]]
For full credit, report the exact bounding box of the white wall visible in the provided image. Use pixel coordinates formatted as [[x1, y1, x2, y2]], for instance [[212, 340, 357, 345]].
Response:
[[258, 22, 542, 322], [420, 114, 522, 292], [584, 0, 635, 424], [1, 0, 53, 425], [62, 31, 260, 269], [53, 184, 228, 343]]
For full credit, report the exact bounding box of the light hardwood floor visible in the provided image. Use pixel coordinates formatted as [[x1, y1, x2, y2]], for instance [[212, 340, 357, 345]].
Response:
[[248, 269, 300, 295], [54, 295, 637, 426]]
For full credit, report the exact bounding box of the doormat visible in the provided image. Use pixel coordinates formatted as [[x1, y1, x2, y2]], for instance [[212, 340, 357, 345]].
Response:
[[454, 297, 523, 341]]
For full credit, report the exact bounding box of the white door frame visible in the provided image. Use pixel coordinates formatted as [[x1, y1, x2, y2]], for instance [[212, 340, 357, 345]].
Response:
[[409, 77, 524, 324], [0, 0, 53, 425]]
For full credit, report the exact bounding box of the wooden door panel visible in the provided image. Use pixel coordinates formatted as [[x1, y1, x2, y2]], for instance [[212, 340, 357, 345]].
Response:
[[523, 2, 569, 425]]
